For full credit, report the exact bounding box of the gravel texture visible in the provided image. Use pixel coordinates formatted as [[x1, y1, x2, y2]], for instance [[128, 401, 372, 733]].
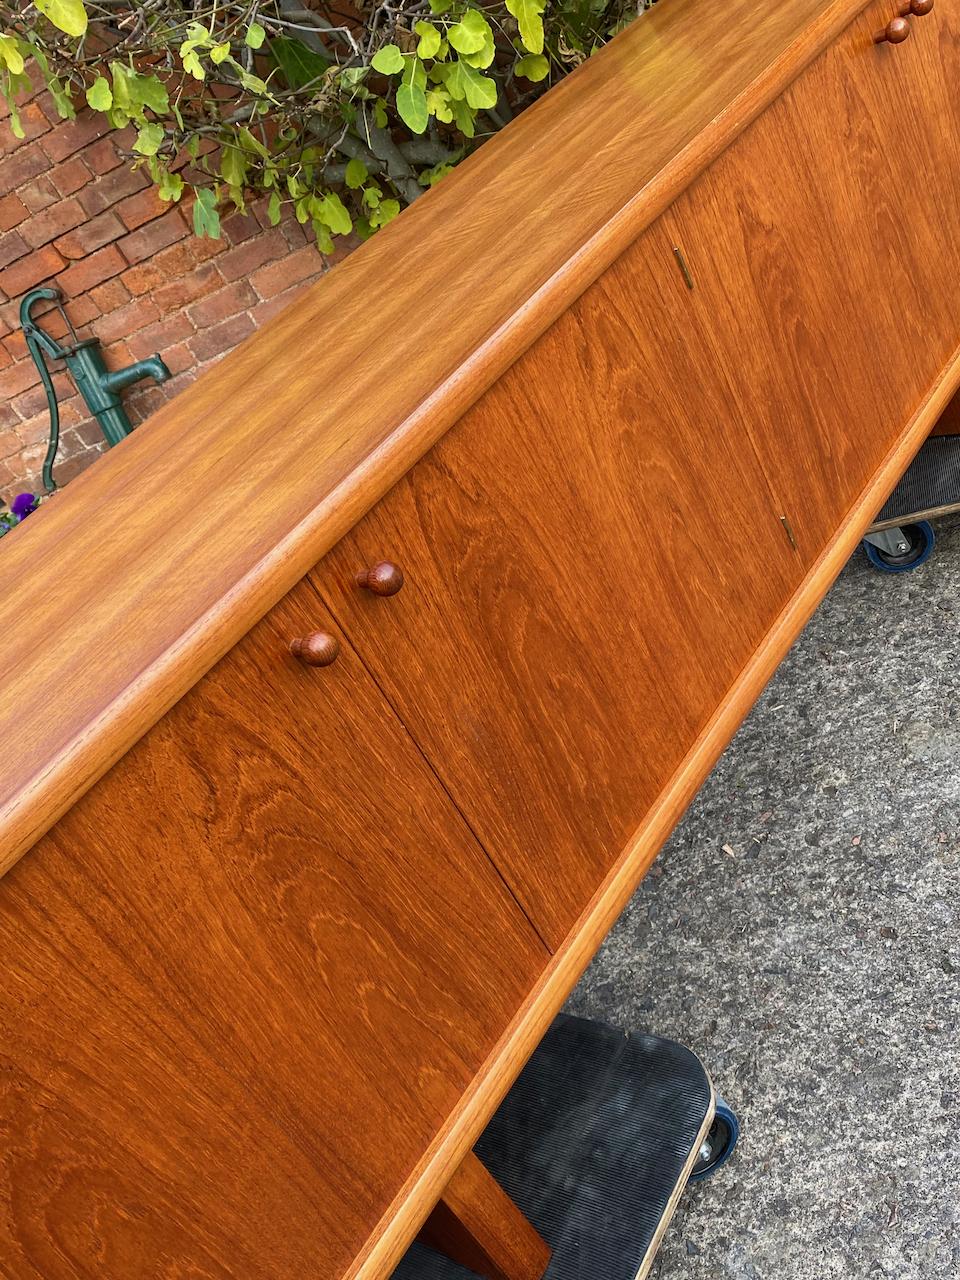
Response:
[[566, 517, 960, 1278]]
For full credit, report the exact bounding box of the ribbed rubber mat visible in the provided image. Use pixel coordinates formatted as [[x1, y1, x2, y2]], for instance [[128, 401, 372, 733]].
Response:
[[391, 1013, 712, 1280], [876, 434, 960, 523]]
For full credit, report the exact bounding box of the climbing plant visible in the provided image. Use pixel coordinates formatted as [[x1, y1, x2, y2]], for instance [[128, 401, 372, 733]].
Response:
[[0, 0, 650, 253]]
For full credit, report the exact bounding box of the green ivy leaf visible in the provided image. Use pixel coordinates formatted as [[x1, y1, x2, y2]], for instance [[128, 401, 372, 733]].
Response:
[[451, 96, 476, 137], [245, 22, 266, 49], [345, 157, 368, 189], [271, 36, 331, 90], [415, 21, 441, 59], [192, 185, 221, 238], [133, 122, 164, 155], [397, 79, 428, 133], [515, 53, 549, 81], [220, 142, 248, 190], [35, 0, 87, 39], [448, 9, 490, 55], [428, 0, 453, 13], [210, 42, 231, 65], [0, 35, 25, 75], [267, 190, 282, 224], [443, 58, 496, 110], [369, 197, 399, 230], [425, 86, 453, 124], [158, 170, 185, 201], [371, 44, 404, 75], [505, 0, 545, 54], [85, 74, 112, 110], [239, 125, 269, 158], [315, 191, 352, 235]]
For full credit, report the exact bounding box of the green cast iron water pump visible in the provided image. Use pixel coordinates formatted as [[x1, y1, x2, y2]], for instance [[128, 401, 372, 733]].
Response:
[[20, 287, 171, 493]]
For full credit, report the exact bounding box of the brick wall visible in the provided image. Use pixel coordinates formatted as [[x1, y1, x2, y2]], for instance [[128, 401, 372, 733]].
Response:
[[0, 91, 334, 503]]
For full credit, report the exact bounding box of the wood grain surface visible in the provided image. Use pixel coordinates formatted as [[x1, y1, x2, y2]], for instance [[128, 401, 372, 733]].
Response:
[[313, 212, 800, 950], [0, 581, 547, 1278], [0, 0, 865, 877], [419, 1152, 551, 1280], [661, 0, 960, 563]]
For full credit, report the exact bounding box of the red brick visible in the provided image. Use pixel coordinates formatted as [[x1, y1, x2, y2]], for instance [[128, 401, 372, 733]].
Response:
[[126, 312, 195, 361], [120, 235, 223, 295], [280, 217, 310, 249], [0, 359, 42, 401], [56, 395, 87, 431], [217, 227, 287, 282], [0, 102, 50, 153], [152, 263, 222, 311], [94, 296, 160, 344], [0, 343, 10, 370], [220, 210, 261, 245], [0, 147, 48, 197], [89, 278, 130, 313], [0, 428, 20, 461], [187, 280, 256, 329], [14, 392, 69, 439], [19, 177, 58, 214], [83, 136, 124, 176], [155, 341, 194, 375], [21, 197, 85, 249], [0, 193, 27, 232], [249, 282, 313, 328], [0, 232, 28, 271], [0, 402, 18, 432], [71, 413, 108, 448], [117, 209, 189, 265], [2, 330, 27, 363], [52, 443, 103, 487], [51, 156, 93, 197], [34, 90, 73, 126], [40, 110, 111, 163], [55, 210, 125, 259], [18, 293, 98, 348], [79, 164, 149, 217], [116, 186, 167, 231], [0, 245, 65, 297], [57, 244, 125, 296], [250, 245, 322, 300], [187, 312, 254, 362]]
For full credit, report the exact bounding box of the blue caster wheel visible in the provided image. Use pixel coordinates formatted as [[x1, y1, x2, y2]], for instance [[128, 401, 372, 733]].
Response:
[[863, 520, 935, 573], [688, 1095, 739, 1182]]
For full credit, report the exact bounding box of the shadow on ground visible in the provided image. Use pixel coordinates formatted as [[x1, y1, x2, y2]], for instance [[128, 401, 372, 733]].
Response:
[[566, 517, 960, 1279]]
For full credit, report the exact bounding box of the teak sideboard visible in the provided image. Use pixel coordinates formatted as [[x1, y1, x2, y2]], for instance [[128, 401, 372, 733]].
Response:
[[2, 0, 959, 1275]]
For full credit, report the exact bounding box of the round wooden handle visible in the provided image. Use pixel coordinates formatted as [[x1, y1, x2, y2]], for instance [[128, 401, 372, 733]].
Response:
[[900, 0, 933, 14], [355, 561, 404, 596], [874, 15, 911, 41], [290, 631, 340, 666]]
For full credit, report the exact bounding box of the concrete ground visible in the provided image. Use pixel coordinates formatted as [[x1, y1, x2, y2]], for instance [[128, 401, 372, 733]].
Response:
[[567, 516, 960, 1278]]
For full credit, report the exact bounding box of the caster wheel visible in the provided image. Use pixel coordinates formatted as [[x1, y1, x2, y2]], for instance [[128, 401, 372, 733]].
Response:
[[688, 1095, 739, 1182], [863, 521, 935, 573]]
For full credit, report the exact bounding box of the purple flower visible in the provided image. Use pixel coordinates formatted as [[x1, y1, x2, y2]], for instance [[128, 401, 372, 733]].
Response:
[[11, 493, 37, 520]]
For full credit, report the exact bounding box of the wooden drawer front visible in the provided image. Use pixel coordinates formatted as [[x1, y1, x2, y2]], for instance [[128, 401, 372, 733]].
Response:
[[661, 0, 960, 564], [0, 579, 547, 1278], [313, 216, 801, 953]]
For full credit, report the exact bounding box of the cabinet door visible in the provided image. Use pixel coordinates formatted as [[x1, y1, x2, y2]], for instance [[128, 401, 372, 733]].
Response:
[[0, 583, 546, 1278], [313, 220, 801, 952], [660, 0, 960, 565]]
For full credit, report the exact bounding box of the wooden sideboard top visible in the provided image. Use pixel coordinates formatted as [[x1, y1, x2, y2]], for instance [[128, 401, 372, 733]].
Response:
[[0, 0, 868, 876]]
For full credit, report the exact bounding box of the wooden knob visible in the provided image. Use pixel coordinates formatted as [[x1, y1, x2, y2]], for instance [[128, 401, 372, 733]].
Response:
[[355, 561, 404, 596], [900, 0, 933, 14], [290, 631, 340, 666], [874, 16, 911, 41]]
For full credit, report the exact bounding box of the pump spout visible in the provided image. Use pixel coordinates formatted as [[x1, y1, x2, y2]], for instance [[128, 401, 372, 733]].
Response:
[[100, 354, 171, 396]]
